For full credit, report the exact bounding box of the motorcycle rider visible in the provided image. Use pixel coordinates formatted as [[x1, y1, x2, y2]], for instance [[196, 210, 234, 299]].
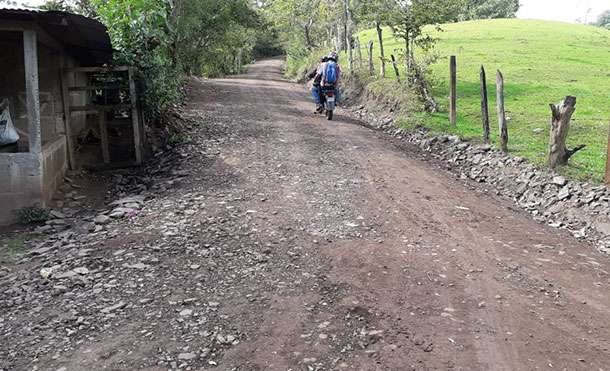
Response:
[[315, 51, 341, 112], [308, 56, 328, 113]]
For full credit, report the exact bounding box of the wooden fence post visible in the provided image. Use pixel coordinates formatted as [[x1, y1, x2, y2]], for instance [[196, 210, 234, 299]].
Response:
[[391, 54, 400, 82], [496, 70, 508, 153], [480, 65, 490, 142], [605, 121, 610, 184], [366, 41, 374, 76], [356, 37, 363, 68], [450, 56, 457, 126]]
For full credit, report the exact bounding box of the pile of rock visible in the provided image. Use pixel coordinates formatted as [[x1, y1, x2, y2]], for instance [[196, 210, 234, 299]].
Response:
[[346, 105, 610, 255]]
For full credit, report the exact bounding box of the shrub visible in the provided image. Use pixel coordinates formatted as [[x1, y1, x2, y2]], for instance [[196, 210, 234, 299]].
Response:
[[17, 205, 50, 224]]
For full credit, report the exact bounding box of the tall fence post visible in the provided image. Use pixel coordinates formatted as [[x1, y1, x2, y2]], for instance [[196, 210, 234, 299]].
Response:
[[480, 65, 490, 142], [450, 56, 457, 126], [496, 69, 508, 153], [391, 54, 400, 82], [367, 41, 374, 76], [605, 121, 610, 184]]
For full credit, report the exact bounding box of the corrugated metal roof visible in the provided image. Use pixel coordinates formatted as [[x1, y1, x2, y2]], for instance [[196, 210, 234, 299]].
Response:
[[0, 6, 112, 65]]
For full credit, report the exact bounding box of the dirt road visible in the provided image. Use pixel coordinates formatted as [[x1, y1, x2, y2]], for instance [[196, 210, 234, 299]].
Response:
[[2, 58, 610, 370]]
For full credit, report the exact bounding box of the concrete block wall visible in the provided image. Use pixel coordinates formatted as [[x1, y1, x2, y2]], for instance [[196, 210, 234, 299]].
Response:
[[0, 153, 43, 224], [41, 135, 67, 204]]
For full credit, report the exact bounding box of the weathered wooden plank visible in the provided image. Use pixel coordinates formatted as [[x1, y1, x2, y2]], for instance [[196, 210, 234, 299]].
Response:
[[59, 64, 75, 169], [98, 112, 110, 164], [69, 104, 133, 112], [129, 67, 143, 164], [64, 66, 129, 73], [68, 85, 127, 92]]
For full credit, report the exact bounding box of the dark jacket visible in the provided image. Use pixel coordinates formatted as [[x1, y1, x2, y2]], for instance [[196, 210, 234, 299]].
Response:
[[308, 68, 322, 86]]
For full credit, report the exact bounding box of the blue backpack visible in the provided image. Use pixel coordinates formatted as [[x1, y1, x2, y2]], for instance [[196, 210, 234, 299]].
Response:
[[324, 62, 338, 85]]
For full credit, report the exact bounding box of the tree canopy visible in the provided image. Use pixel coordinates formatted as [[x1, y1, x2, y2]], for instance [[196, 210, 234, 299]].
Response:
[[596, 10, 610, 29], [458, 0, 520, 21]]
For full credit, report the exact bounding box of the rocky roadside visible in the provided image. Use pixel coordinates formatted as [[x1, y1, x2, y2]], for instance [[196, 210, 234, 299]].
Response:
[[0, 105, 246, 370], [343, 104, 610, 255]]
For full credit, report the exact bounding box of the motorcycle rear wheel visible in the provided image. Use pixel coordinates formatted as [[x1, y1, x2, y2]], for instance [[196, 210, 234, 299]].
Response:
[[326, 109, 333, 120]]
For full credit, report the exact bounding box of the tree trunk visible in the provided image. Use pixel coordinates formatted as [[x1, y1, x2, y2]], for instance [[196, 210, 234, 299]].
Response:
[[304, 18, 314, 49], [376, 21, 385, 78], [345, 0, 353, 69], [414, 64, 438, 113], [334, 27, 341, 53], [496, 70, 508, 153], [356, 37, 363, 68], [548, 96, 585, 167], [236, 48, 242, 71], [367, 41, 374, 76], [404, 33, 409, 82], [336, 23, 343, 52]]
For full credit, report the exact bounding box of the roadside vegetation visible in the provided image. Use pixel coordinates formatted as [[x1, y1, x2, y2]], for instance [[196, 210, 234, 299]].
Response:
[[356, 19, 610, 181], [25, 0, 610, 181], [278, 0, 610, 182], [1, 233, 36, 262], [35, 0, 282, 120]]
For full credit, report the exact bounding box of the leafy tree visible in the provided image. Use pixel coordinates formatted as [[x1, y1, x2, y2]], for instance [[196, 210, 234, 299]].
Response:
[[357, 0, 393, 77], [39, 0, 74, 11], [263, 0, 324, 58], [387, 0, 463, 75], [91, 0, 180, 118], [596, 10, 610, 28], [386, 0, 464, 111], [459, 0, 519, 21], [37, 0, 272, 119], [171, 0, 261, 76]]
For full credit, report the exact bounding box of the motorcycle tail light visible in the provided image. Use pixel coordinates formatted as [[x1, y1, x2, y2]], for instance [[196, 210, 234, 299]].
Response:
[[328, 93, 334, 97]]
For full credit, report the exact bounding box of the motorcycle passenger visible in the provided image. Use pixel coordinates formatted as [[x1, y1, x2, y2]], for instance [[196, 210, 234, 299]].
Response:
[[315, 51, 341, 111], [308, 56, 328, 113]]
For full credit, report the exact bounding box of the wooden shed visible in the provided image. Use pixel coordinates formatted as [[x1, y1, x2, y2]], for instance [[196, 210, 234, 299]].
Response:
[[0, 6, 143, 224]]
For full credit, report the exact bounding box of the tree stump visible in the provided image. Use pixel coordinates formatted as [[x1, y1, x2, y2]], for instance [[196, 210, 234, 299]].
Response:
[[548, 96, 585, 167]]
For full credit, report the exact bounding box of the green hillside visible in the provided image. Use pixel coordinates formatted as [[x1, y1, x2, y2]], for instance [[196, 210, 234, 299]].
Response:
[[355, 19, 610, 181]]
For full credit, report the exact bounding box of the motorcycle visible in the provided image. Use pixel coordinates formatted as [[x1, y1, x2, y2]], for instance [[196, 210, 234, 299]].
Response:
[[320, 86, 336, 121]]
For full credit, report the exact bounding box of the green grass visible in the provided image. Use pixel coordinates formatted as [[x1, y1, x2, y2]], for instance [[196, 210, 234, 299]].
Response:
[[1, 233, 36, 261], [354, 19, 610, 182]]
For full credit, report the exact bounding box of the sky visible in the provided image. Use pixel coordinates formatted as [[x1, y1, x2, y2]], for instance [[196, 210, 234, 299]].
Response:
[[517, 0, 608, 24], [7, 0, 610, 24]]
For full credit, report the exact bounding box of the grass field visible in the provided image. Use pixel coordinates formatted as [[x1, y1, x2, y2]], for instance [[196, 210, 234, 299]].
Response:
[[354, 19, 610, 181]]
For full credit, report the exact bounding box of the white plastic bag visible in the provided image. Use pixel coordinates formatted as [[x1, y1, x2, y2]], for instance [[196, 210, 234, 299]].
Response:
[[0, 98, 20, 147]]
